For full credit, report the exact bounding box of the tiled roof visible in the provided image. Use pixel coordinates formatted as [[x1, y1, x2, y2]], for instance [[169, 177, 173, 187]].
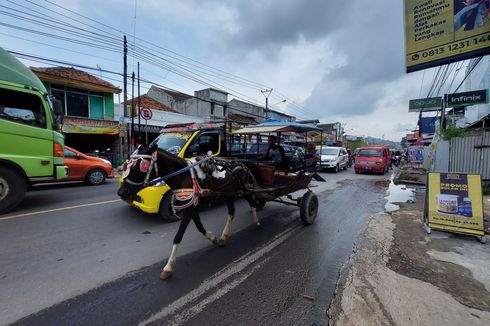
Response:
[[31, 66, 121, 93], [125, 95, 177, 112], [228, 112, 257, 125]]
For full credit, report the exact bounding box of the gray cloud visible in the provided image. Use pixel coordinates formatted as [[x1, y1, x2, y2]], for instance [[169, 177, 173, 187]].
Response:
[[228, 0, 356, 50], [218, 0, 406, 117]]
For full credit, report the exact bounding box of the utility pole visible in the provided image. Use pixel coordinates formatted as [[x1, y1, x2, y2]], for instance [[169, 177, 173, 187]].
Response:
[[137, 62, 141, 144], [123, 35, 129, 159], [261, 88, 273, 120], [441, 94, 447, 131], [131, 71, 135, 151]]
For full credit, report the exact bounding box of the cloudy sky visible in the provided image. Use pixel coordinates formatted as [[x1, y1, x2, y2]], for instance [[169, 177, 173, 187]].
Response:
[[0, 0, 462, 141]]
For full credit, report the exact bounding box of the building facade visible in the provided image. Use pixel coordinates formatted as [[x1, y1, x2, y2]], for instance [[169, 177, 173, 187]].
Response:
[[32, 67, 122, 165]]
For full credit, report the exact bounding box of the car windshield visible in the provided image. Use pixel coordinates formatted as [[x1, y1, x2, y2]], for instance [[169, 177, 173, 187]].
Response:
[[358, 149, 382, 157], [152, 132, 192, 154], [317, 147, 339, 155]]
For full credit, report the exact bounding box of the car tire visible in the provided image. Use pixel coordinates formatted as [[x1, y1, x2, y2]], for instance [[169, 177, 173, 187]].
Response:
[[86, 169, 106, 185], [334, 164, 339, 173], [159, 192, 180, 222], [0, 166, 27, 214]]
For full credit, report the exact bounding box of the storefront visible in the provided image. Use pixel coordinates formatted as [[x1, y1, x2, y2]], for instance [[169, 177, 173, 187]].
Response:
[[62, 117, 121, 166]]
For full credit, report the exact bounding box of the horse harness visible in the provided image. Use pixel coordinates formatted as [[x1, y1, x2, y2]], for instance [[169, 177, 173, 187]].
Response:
[[123, 153, 249, 211]]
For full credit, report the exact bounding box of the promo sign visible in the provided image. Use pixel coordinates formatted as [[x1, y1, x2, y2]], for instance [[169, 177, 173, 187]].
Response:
[[446, 89, 488, 107], [425, 172, 485, 239], [409, 96, 442, 112], [405, 0, 490, 73]]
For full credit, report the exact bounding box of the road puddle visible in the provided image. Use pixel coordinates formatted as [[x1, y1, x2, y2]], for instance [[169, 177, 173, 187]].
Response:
[[383, 176, 415, 212]]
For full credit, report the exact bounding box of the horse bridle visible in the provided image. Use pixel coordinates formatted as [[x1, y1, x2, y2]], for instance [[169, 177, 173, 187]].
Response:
[[123, 152, 159, 187]]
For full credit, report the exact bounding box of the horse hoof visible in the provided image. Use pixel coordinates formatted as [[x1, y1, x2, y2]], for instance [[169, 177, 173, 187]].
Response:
[[218, 239, 227, 247], [160, 271, 172, 280]]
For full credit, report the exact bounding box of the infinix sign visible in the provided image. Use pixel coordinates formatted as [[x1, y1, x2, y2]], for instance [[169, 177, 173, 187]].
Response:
[[447, 90, 488, 108], [409, 97, 442, 112]]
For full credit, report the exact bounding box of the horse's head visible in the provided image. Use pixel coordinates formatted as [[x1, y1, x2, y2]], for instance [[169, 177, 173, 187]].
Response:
[[118, 143, 159, 203]]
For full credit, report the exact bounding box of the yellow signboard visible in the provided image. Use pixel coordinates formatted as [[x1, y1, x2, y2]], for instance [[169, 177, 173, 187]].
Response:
[[425, 172, 485, 241], [405, 0, 490, 72]]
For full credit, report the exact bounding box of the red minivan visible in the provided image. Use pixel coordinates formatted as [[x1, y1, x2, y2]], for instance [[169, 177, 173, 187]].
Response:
[[354, 145, 391, 175]]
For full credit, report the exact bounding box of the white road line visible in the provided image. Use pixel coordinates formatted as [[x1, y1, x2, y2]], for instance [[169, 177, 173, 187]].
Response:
[[0, 199, 121, 221], [139, 223, 300, 326]]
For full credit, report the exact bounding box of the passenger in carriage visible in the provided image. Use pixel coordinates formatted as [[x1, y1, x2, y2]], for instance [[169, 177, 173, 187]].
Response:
[[303, 143, 320, 169], [262, 135, 288, 170]]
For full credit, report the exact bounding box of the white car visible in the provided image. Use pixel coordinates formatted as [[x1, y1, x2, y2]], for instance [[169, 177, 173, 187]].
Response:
[[317, 146, 349, 172]]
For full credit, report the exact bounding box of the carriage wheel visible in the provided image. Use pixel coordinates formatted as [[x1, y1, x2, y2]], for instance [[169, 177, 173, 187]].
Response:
[[300, 191, 318, 225]]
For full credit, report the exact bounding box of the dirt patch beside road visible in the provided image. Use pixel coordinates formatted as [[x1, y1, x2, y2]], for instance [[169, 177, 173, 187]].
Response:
[[328, 189, 490, 325]]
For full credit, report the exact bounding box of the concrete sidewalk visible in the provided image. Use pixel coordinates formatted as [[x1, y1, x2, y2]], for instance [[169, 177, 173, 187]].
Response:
[[328, 186, 490, 325]]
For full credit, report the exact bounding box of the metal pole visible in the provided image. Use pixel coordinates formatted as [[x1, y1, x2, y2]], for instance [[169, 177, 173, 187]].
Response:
[[123, 35, 129, 159], [137, 62, 141, 144], [441, 94, 447, 131], [145, 119, 148, 144], [131, 71, 135, 152]]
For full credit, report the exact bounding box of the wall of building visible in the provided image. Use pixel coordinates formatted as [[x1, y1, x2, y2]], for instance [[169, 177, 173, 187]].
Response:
[[113, 103, 204, 126], [228, 99, 264, 122], [147, 87, 175, 108]]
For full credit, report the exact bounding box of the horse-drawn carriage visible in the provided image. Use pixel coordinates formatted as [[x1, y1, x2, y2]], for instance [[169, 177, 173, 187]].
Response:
[[118, 120, 323, 279]]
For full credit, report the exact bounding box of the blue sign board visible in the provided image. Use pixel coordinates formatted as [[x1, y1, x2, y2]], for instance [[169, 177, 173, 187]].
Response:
[[419, 117, 437, 135]]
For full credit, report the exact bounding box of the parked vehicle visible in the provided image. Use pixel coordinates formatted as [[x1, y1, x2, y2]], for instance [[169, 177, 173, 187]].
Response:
[[0, 47, 67, 214], [354, 145, 391, 175], [63, 146, 114, 185], [317, 146, 349, 172]]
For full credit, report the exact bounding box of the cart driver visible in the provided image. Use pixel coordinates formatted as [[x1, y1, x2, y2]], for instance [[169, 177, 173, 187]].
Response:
[[263, 135, 286, 169]]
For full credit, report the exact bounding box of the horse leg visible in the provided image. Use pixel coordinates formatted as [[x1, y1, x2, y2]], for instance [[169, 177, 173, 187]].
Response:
[[190, 206, 218, 245], [160, 209, 192, 280], [218, 198, 235, 246], [245, 195, 261, 227]]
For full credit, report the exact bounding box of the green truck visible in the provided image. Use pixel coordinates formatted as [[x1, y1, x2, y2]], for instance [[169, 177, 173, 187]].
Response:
[[0, 48, 67, 214]]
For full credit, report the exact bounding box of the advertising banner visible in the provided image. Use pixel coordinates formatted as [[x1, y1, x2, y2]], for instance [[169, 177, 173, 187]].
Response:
[[62, 117, 119, 135], [425, 172, 484, 237], [446, 89, 488, 107], [409, 97, 442, 112], [408, 145, 424, 163], [419, 116, 438, 134], [405, 0, 490, 73]]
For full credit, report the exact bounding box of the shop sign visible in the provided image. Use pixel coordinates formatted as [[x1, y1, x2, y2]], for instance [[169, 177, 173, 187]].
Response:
[[62, 117, 119, 135], [425, 172, 485, 239], [407, 145, 424, 163], [409, 97, 442, 112], [446, 89, 488, 107], [405, 0, 490, 73]]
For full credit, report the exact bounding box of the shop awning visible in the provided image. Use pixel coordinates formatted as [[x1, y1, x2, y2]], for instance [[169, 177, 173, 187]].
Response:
[[234, 120, 321, 134]]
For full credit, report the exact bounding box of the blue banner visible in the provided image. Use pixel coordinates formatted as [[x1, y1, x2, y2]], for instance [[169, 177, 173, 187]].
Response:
[[419, 117, 437, 135]]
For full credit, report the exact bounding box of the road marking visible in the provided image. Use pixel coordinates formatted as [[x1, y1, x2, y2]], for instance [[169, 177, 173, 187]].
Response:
[[139, 223, 300, 326], [0, 199, 121, 221]]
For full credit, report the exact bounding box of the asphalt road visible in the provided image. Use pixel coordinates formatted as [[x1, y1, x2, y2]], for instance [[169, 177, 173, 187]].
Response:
[[0, 169, 389, 325]]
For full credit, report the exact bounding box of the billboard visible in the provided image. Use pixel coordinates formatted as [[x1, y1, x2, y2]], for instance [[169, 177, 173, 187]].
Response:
[[425, 172, 485, 238], [419, 116, 438, 134], [405, 0, 490, 73], [446, 89, 489, 107], [409, 96, 442, 112]]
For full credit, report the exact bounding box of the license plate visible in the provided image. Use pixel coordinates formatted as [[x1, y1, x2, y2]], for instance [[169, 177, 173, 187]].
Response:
[[363, 166, 371, 170]]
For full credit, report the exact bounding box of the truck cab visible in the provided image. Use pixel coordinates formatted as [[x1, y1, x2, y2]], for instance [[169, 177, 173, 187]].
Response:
[[121, 123, 227, 221], [0, 47, 67, 214]]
